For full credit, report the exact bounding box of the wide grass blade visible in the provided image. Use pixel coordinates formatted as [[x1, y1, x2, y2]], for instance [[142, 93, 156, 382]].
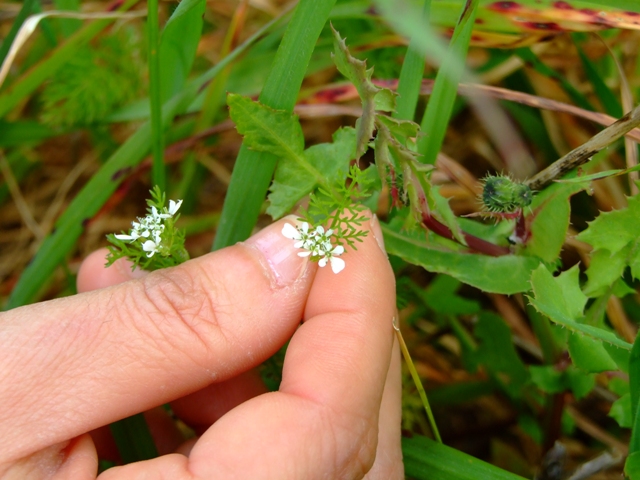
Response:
[[393, 0, 431, 121], [212, 0, 338, 250], [417, 0, 478, 165], [403, 434, 527, 479]]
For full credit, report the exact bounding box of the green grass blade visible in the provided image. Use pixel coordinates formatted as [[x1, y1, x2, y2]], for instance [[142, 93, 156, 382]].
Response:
[[212, 0, 337, 250], [147, 0, 165, 190], [417, 0, 478, 165], [393, 0, 430, 121], [0, 0, 38, 64], [573, 34, 622, 118], [0, 0, 139, 119], [109, 413, 158, 463], [53, 0, 81, 37], [403, 434, 527, 480], [630, 331, 640, 454]]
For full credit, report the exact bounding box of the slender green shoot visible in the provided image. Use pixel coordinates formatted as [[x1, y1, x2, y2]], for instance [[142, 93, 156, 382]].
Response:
[[393, 317, 442, 443]]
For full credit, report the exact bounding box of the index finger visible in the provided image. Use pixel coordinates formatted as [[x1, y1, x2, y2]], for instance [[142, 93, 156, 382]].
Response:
[[183, 213, 396, 479]]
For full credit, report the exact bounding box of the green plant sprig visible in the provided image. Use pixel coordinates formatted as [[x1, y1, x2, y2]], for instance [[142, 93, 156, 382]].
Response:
[[298, 164, 374, 251], [106, 186, 189, 271]]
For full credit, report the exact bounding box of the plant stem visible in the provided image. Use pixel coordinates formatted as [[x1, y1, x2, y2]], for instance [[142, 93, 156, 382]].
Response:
[[526, 102, 640, 191], [421, 213, 510, 257]]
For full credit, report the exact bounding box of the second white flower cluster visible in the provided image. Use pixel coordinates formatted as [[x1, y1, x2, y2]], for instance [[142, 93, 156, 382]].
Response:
[[282, 222, 345, 274], [115, 199, 183, 258]]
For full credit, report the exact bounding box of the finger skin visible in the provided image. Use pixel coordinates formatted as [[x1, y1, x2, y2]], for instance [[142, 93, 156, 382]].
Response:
[[365, 337, 404, 479], [79, 252, 270, 440], [0, 217, 314, 464], [98, 214, 399, 479]]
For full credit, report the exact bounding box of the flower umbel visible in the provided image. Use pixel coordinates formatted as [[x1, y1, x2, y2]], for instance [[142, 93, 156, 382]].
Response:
[[106, 186, 189, 271], [282, 222, 346, 274]]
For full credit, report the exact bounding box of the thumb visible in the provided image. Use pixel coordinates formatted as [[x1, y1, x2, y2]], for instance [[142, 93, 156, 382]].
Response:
[[0, 216, 316, 464]]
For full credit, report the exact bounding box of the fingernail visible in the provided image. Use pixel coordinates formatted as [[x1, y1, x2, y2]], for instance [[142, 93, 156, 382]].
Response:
[[244, 216, 308, 287], [370, 214, 386, 254]]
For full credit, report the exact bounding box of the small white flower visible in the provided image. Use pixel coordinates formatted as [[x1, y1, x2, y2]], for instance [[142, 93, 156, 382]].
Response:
[[151, 206, 171, 220], [168, 199, 183, 216], [142, 240, 159, 257], [317, 244, 345, 274], [282, 222, 302, 240]]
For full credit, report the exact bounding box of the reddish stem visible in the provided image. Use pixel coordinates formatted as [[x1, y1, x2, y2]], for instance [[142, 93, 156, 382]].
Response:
[[421, 213, 510, 257]]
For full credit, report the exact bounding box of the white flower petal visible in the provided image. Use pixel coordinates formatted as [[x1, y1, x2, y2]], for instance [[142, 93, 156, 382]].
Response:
[[142, 240, 158, 253], [300, 222, 309, 234], [282, 223, 301, 240], [297, 251, 312, 257], [114, 233, 135, 241], [168, 199, 183, 215], [330, 256, 345, 274], [314, 226, 325, 235], [325, 229, 333, 237], [318, 257, 328, 267], [332, 245, 345, 255]]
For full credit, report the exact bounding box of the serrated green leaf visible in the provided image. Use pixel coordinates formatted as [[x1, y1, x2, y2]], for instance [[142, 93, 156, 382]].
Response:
[[555, 265, 588, 319], [567, 334, 618, 373], [382, 220, 540, 294], [373, 88, 396, 112], [528, 265, 632, 350], [604, 343, 631, 374], [584, 246, 632, 297], [577, 194, 640, 254], [526, 182, 584, 263], [330, 25, 395, 158], [610, 393, 632, 428], [228, 93, 305, 158], [268, 127, 356, 218], [375, 115, 420, 140]]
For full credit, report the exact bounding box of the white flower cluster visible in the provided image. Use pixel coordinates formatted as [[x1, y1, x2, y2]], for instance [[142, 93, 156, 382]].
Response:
[[282, 222, 345, 274], [115, 199, 182, 258]]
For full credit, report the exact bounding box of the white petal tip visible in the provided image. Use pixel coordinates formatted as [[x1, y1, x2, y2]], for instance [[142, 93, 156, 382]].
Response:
[[282, 223, 300, 239], [330, 257, 346, 274]]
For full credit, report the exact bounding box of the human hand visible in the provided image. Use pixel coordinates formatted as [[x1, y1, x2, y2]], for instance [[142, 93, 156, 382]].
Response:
[[0, 214, 402, 479]]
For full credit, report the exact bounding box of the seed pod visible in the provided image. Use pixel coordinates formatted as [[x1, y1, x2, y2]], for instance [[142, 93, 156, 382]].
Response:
[[481, 174, 533, 213]]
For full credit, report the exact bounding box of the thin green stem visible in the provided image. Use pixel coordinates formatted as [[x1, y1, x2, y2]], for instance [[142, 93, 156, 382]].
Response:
[[393, 318, 442, 443], [147, 0, 165, 191]]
